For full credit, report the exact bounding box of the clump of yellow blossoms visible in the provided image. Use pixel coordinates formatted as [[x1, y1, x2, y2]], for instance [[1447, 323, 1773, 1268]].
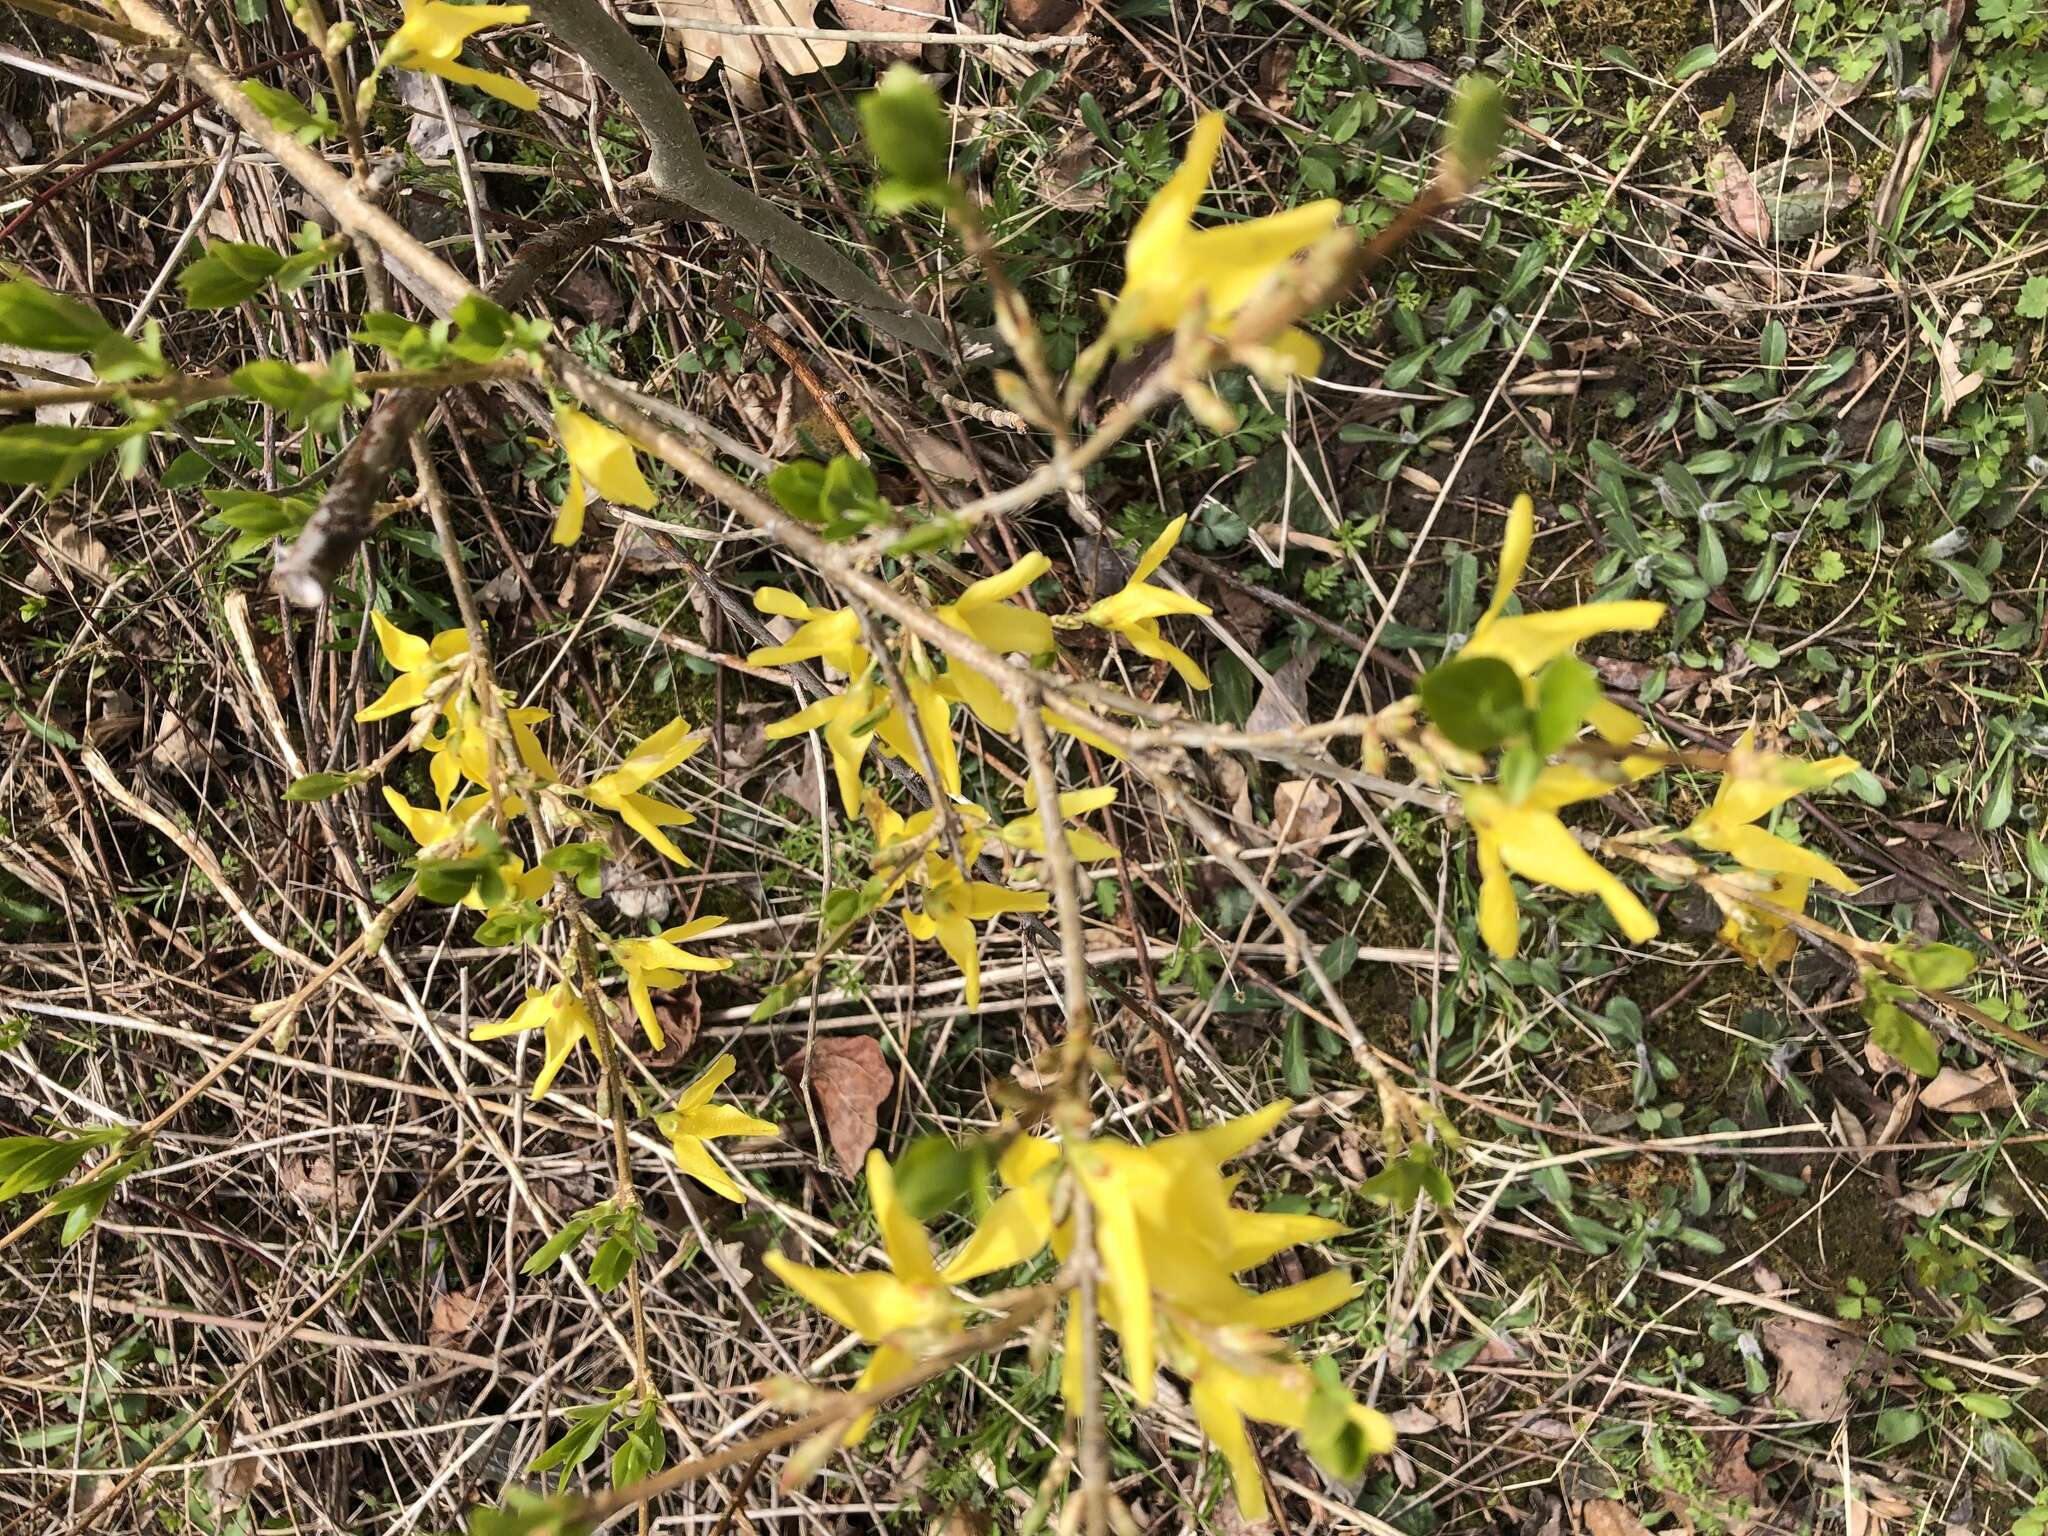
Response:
[[1423, 496, 1855, 963], [1103, 113, 1342, 381], [766, 1104, 1389, 1519], [381, 0, 539, 112]]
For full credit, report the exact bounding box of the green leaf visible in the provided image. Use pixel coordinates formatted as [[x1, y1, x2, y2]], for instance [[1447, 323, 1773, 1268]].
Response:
[[1958, 1392, 2013, 1419], [1419, 655, 1527, 752], [178, 241, 286, 309], [885, 514, 964, 557], [1671, 42, 1720, 79], [203, 487, 318, 558], [1078, 91, 1113, 144], [0, 279, 112, 352], [230, 357, 362, 434], [474, 904, 546, 947], [765, 460, 826, 522], [1930, 556, 1990, 605], [465, 1488, 594, 1536], [415, 855, 498, 906], [522, 1212, 597, 1276], [587, 1232, 638, 1292], [1282, 1012, 1312, 1096], [1447, 74, 1507, 181], [540, 841, 608, 898], [0, 423, 129, 490], [239, 79, 334, 143], [890, 1134, 982, 1221], [285, 770, 364, 802], [1301, 1358, 1375, 1481], [749, 977, 805, 1023], [0, 1135, 98, 1201], [448, 292, 549, 361], [1887, 941, 1976, 992], [528, 1401, 616, 1488], [91, 327, 166, 383], [610, 1399, 665, 1490], [858, 65, 952, 199], [1875, 1407, 1923, 1445], [355, 311, 448, 367], [1867, 1000, 1941, 1078], [2018, 275, 2048, 321], [1530, 656, 1602, 754]]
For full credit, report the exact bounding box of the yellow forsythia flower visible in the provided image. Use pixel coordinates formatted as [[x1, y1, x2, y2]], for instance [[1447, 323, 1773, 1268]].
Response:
[[654, 1052, 778, 1204], [429, 701, 559, 798], [1458, 495, 1664, 679], [1463, 766, 1658, 958], [874, 659, 960, 802], [763, 665, 960, 815], [355, 609, 469, 724], [998, 785, 1119, 863], [762, 1149, 955, 1443], [471, 981, 597, 1100], [918, 1103, 1387, 1518], [382, 786, 549, 906], [1687, 729, 1857, 967], [1082, 515, 1212, 690], [870, 798, 1048, 1011], [1107, 113, 1340, 378], [383, 1, 540, 112], [763, 672, 885, 817], [551, 405, 656, 545], [614, 915, 733, 1048], [1717, 871, 1812, 971], [748, 589, 869, 675], [1686, 729, 1858, 891], [572, 716, 702, 864], [934, 552, 1054, 734]]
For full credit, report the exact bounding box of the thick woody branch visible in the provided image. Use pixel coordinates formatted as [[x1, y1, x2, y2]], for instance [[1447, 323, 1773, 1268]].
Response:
[[526, 0, 958, 359]]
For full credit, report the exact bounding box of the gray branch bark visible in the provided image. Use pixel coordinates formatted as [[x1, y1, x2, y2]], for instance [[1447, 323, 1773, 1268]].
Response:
[[529, 0, 959, 359]]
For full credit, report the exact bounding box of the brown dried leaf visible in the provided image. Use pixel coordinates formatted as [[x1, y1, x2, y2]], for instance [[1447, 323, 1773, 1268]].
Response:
[[27, 518, 112, 594], [1762, 66, 1869, 147], [1272, 779, 1340, 859], [1245, 648, 1316, 736], [0, 345, 94, 426], [282, 1154, 362, 1215], [801, 1035, 893, 1172], [1035, 131, 1107, 211], [429, 1287, 485, 1350], [1005, 0, 1080, 31], [833, 0, 944, 35], [1708, 150, 1770, 244], [204, 1452, 265, 1511], [1710, 1431, 1770, 1509], [1924, 301, 1985, 418], [48, 95, 119, 142], [1921, 1064, 2013, 1114], [651, 0, 848, 83], [1761, 1318, 1870, 1420], [1581, 1499, 1654, 1536], [149, 707, 215, 778]]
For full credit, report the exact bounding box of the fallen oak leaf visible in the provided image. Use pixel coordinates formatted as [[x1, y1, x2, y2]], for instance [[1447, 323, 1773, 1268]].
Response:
[[429, 1286, 487, 1350], [1708, 150, 1770, 244], [1920, 1063, 2013, 1114], [794, 1035, 893, 1173], [1760, 1317, 1880, 1421], [1762, 66, 1869, 147], [646, 0, 847, 90], [1580, 1500, 1653, 1536], [832, 0, 945, 36]]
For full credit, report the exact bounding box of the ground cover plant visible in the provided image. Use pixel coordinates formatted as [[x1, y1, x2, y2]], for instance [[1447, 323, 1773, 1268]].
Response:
[[0, 0, 2044, 1533]]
